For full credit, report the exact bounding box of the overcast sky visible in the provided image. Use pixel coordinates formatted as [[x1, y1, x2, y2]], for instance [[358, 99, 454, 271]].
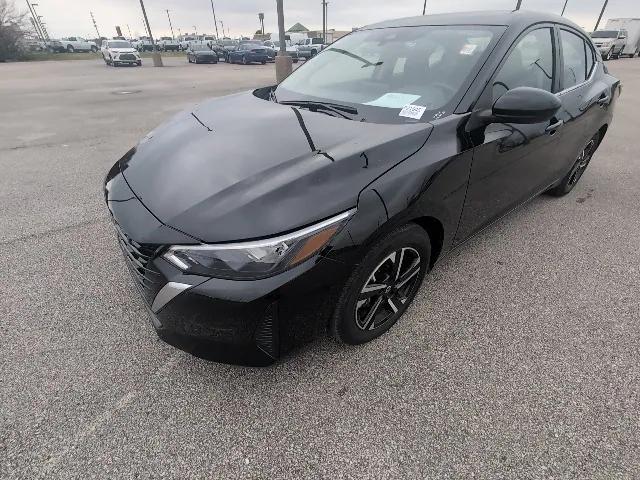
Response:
[[29, 0, 638, 39]]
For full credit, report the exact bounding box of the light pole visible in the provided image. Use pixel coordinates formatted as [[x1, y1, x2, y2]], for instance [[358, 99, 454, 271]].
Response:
[[89, 11, 100, 39], [322, 0, 327, 42], [594, 0, 608, 31], [218, 20, 225, 38], [139, 0, 163, 66], [561, 0, 569, 16], [29, 3, 49, 40], [210, 1, 220, 39], [26, 2, 44, 41], [515, 0, 523, 10], [422, 0, 427, 15], [275, 0, 292, 82], [166, 10, 175, 39], [259, 12, 265, 35], [193, 25, 197, 36]]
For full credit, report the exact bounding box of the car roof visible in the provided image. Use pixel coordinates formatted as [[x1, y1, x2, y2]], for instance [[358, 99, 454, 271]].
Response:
[[362, 9, 582, 32]]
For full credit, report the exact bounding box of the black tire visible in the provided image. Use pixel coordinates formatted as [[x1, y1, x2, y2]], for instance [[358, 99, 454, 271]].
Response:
[[66, 45, 74, 53], [113, 61, 119, 67], [547, 132, 600, 197], [242, 55, 248, 65], [136, 61, 142, 66], [91, 46, 98, 53], [293, 58, 299, 63], [331, 223, 430, 345], [261, 60, 266, 65]]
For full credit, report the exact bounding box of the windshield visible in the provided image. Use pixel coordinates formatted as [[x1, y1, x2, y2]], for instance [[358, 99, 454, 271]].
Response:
[[192, 45, 212, 51], [591, 30, 618, 38], [109, 41, 132, 49], [277, 25, 501, 124]]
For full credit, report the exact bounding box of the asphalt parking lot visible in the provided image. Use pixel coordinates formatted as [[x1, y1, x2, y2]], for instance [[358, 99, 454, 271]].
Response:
[[1, 56, 639, 479]]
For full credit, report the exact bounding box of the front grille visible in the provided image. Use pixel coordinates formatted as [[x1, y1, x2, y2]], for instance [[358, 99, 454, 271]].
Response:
[[120, 54, 136, 61], [114, 224, 162, 305]]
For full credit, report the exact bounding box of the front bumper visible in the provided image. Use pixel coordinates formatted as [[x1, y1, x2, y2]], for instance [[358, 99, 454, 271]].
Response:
[[105, 159, 354, 365]]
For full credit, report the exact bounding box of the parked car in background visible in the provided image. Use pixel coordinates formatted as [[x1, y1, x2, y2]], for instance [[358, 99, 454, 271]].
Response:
[[297, 37, 327, 59], [218, 38, 238, 60], [264, 39, 299, 62], [187, 44, 219, 64], [60, 36, 98, 53], [590, 29, 628, 60], [104, 10, 619, 365], [179, 36, 197, 51], [136, 36, 154, 52], [159, 37, 180, 51], [227, 43, 269, 64], [102, 40, 142, 67], [604, 18, 640, 57], [46, 40, 66, 53]]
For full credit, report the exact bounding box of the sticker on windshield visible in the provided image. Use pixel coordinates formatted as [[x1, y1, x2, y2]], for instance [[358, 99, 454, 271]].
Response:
[[365, 93, 421, 108], [399, 104, 426, 120], [460, 44, 478, 55]]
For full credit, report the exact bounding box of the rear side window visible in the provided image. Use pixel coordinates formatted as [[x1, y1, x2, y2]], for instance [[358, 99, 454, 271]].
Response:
[[560, 29, 590, 89], [492, 28, 554, 101]]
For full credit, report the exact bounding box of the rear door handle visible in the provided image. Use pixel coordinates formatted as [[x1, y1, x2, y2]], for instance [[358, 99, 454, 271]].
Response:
[[546, 120, 564, 134]]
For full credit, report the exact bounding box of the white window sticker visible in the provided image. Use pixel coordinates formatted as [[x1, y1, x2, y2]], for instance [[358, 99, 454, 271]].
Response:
[[460, 44, 478, 55], [365, 92, 421, 108], [399, 104, 426, 120]]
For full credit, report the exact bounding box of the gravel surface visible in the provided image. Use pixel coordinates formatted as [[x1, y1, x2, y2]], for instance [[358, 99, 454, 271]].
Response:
[[1, 57, 639, 479]]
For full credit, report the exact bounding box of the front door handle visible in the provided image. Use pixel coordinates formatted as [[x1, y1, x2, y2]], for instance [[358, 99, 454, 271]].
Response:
[[545, 120, 564, 134]]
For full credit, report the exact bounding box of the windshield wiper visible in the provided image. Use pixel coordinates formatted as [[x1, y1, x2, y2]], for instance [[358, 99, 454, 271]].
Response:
[[279, 100, 358, 118]]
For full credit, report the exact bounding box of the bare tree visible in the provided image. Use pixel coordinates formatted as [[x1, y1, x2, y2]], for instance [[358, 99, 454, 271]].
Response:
[[0, 0, 28, 61]]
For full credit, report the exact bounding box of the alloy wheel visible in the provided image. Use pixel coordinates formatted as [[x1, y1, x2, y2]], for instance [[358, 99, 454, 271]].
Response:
[[568, 138, 597, 187], [355, 247, 422, 331]]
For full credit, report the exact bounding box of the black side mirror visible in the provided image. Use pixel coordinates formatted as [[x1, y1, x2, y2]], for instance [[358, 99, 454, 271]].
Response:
[[490, 86, 561, 124]]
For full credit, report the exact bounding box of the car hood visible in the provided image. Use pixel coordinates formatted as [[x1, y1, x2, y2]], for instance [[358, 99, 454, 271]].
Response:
[[119, 91, 432, 243], [111, 48, 137, 53]]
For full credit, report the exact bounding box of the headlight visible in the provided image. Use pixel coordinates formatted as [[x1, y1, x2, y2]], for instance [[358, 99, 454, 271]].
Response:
[[163, 209, 355, 279]]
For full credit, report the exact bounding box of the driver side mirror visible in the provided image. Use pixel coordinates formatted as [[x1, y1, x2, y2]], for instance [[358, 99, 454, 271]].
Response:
[[474, 87, 562, 127]]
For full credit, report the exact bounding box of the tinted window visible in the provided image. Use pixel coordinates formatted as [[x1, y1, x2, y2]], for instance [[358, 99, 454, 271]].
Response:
[[561, 30, 587, 89], [586, 41, 595, 77], [493, 28, 554, 101]]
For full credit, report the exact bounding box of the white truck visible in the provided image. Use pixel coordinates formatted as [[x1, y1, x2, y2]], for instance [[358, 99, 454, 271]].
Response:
[[61, 37, 98, 53], [296, 37, 327, 59], [159, 37, 180, 51], [604, 18, 640, 58]]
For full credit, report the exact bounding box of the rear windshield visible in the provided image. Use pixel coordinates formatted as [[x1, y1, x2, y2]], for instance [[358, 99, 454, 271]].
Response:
[[277, 25, 503, 124]]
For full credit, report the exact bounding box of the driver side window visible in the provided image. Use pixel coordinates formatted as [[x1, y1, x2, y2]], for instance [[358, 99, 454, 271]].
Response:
[[492, 28, 555, 102]]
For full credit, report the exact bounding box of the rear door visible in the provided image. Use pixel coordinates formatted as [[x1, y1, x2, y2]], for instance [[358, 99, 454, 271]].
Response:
[[456, 25, 564, 241]]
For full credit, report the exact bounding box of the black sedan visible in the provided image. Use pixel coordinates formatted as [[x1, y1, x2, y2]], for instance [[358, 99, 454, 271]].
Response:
[[187, 45, 218, 64], [105, 11, 619, 365], [227, 44, 269, 64]]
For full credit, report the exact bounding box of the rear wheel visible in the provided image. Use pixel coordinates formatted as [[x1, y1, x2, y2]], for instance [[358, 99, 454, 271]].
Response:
[[91, 46, 98, 53], [242, 55, 248, 65], [331, 224, 430, 345], [66, 45, 75, 53], [547, 132, 600, 197]]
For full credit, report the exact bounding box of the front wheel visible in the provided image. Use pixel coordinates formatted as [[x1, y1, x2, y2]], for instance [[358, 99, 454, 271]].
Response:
[[331, 224, 430, 345], [67, 45, 75, 53], [91, 46, 98, 53], [242, 55, 248, 65], [547, 132, 600, 197]]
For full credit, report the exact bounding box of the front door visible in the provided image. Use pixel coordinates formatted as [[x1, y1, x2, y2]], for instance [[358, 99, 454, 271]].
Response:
[[456, 26, 564, 242]]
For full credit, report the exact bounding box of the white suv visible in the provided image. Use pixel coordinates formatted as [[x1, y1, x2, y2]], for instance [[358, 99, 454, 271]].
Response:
[[101, 40, 142, 67]]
